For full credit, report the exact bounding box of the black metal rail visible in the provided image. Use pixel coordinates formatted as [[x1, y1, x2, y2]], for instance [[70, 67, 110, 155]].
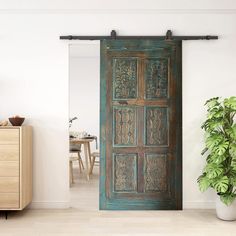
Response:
[[60, 30, 218, 41]]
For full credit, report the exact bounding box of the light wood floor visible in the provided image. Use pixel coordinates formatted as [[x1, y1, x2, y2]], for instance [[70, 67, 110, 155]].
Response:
[[0, 165, 235, 235], [70, 161, 99, 210], [0, 208, 235, 235]]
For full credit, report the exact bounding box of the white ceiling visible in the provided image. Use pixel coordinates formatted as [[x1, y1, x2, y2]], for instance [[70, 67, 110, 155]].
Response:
[[1, 0, 236, 10]]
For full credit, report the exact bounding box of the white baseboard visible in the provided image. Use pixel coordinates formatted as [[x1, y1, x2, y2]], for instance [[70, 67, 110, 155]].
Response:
[[183, 201, 215, 209], [29, 201, 70, 209]]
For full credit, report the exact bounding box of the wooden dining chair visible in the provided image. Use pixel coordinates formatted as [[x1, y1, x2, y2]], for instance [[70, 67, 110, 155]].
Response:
[[89, 151, 100, 175], [69, 144, 84, 186]]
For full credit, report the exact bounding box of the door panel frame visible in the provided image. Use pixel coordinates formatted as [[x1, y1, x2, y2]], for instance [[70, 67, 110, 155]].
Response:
[[100, 40, 182, 210]]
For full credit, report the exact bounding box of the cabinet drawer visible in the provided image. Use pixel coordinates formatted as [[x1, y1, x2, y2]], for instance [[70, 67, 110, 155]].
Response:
[[0, 145, 19, 161], [0, 177, 19, 193], [0, 193, 19, 209], [0, 129, 19, 145], [0, 162, 19, 177]]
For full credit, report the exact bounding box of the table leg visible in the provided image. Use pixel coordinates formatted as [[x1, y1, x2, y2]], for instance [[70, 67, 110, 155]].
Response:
[[69, 160, 74, 185], [83, 143, 90, 181], [89, 155, 96, 175], [88, 142, 92, 165]]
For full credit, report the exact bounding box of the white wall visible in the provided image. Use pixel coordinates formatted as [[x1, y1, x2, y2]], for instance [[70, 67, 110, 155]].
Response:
[[0, 1, 235, 209], [69, 44, 100, 151]]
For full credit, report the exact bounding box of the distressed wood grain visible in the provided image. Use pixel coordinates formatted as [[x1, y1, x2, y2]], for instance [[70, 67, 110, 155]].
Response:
[[145, 107, 168, 146], [144, 154, 167, 192], [100, 40, 182, 210], [113, 107, 136, 146], [145, 58, 168, 99], [113, 154, 137, 192], [112, 58, 137, 99]]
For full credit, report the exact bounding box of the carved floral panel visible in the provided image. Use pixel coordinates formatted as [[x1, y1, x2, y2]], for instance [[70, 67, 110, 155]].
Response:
[[145, 107, 168, 146], [112, 58, 137, 99], [145, 58, 168, 99], [113, 107, 136, 146], [144, 154, 167, 192], [113, 154, 137, 192]]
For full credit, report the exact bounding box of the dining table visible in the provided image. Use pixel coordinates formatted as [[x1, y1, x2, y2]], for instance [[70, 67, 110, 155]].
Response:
[[70, 137, 95, 180]]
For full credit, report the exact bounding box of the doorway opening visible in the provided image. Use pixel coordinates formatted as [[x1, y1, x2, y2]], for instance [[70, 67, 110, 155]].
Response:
[[69, 42, 100, 210]]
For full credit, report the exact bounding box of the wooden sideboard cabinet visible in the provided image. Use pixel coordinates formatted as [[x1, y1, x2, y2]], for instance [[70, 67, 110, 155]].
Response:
[[0, 126, 32, 210]]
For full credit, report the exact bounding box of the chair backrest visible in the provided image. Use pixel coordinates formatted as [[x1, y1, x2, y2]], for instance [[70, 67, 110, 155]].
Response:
[[70, 143, 82, 152]]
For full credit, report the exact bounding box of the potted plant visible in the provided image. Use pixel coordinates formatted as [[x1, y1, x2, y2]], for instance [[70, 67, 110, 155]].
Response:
[[197, 96, 236, 220]]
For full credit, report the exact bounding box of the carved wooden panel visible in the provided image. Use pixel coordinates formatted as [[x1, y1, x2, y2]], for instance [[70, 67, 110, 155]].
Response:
[[144, 154, 167, 192], [113, 107, 136, 146], [145, 58, 168, 99], [145, 107, 168, 146], [113, 154, 137, 192], [112, 58, 137, 99]]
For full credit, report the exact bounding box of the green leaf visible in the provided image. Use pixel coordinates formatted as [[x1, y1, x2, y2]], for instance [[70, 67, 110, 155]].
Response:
[[213, 176, 229, 193], [205, 120, 224, 132], [232, 124, 236, 138], [231, 155, 236, 171], [206, 154, 213, 163], [229, 177, 236, 186], [197, 174, 211, 192], [214, 110, 224, 118], [220, 193, 236, 206], [201, 147, 208, 156], [226, 124, 236, 140], [229, 143, 236, 158], [213, 155, 227, 164], [207, 108, 224, 119], [201, 118, 224, 132], [215, 141, 229, 155], [205, 163, 223, 179], [224, 96, 236, 110], [206, 134, 223, 150], [205, 97, 220, 109], [201, 120, 211, 130], [227, 170, 236, 186], [212, 120, 224, 130]]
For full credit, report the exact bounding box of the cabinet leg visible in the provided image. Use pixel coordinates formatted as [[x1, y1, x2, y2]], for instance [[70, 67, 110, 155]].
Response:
[[5, 211, 8, 220]]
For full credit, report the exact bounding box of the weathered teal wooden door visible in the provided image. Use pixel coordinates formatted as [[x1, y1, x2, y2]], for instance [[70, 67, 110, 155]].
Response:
[[100, 40, 182, 210]]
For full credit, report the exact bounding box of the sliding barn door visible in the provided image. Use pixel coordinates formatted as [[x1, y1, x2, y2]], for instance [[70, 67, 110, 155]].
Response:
[[100, 40, 182, 210]]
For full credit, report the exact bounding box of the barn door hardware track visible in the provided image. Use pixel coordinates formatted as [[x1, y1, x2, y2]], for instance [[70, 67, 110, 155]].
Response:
[[60, 30, 218, 41]]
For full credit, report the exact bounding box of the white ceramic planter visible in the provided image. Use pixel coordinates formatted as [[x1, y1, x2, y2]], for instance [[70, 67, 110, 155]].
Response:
[[216, 196, 236, 221]]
